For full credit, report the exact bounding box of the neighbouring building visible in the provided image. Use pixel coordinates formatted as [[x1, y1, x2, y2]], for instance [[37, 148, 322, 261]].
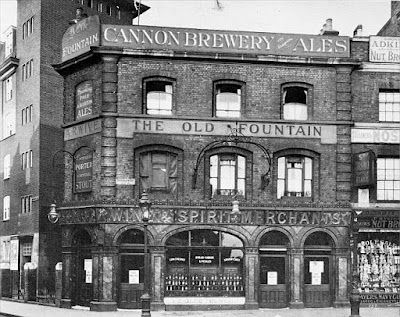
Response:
[[54, 16, 358, 311], [350, 1, 400, 306], [0, 0, 148, 303]]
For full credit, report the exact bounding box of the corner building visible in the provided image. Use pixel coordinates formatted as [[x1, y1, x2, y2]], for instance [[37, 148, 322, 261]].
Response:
[[0, 0, 148, 303], [55, 18, 357, 311]]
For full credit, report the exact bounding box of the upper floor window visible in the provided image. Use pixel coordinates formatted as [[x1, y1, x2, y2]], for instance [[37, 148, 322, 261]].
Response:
[[97, 2, 103, 12], [22, 105, 33, 125], [87, 0, 93, 7], [210, 153, 246, 197], [22, 59, 34, 81], [21, 195, 32, 213], [377, 158, 400, 201], [106, 5, 112, 15], [277, 155, 313, 198], [282, 84, 310, 120], [5, 77, 12, 101], [22, 16, 34, 40], [3, 112, 15, 138], [3, 154, 10, 179], [21, 150, 33, 170], [379, 90, 400, 122], [139, 150, 178, 194], [214, 81, 243, 118], [3, 196, 10, 221], [144, 79, 174, 115]]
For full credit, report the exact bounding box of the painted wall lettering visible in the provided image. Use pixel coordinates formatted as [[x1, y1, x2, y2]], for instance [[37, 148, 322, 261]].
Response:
[[74, 150, 93, 193], [75, 81, 93, 120]]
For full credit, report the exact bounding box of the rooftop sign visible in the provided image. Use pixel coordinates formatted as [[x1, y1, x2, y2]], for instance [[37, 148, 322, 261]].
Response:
[[369, 36, 400, 63], [101, 25, 350, 58], [62, 15, 100, 62]]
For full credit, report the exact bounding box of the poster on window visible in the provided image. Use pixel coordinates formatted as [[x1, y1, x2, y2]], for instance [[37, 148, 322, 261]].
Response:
[[85, 270, 92, 283], [128, 270, 140, 284], [10, 239, 19, 271], [309, 261, 324, 273], [84, 259, 92, 272], [75, 81, 93, 120], [267, 271, 278, 285], [311, 272, 322, 285], [74, 151, 93, 193]]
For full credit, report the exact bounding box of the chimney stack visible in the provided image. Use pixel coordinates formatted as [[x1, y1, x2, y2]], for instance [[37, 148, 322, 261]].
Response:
[[319, 18, 339, 36], [353, 25, 363, 37]]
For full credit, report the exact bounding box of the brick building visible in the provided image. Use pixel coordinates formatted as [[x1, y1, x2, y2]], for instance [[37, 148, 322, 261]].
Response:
[[0, 0, 148, 302], [350, 1, 400, 306], [54, 16, 360, 311]]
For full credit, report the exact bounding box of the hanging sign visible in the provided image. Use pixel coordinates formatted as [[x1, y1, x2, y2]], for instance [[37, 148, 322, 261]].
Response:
[[267, 271, 278, 285], [353, 151, 375, 187], [129, 270, 140, 284], [10, 239, 19, 271]]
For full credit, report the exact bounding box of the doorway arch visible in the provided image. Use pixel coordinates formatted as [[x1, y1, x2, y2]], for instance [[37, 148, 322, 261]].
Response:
[[71, 229, 93, 307], [303, 231, 335, 308], [258, 230, 290, 308]]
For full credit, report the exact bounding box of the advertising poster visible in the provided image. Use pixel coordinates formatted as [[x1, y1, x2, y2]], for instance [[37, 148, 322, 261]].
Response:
[[129, 270, 140, 284], [267, 271, 278, 285]]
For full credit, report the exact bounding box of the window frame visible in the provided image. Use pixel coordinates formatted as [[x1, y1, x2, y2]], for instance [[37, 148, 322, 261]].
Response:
[[281, 82, 313, 121], [274, 149, 319, 201], [213, 80, 245, 118], [376, 157, 400, 201], [204, 146, 252, 199], [3, 154, 11, 179], [378, 89, 400, 122], [136, 144, 182, 197], [143, 77, 175, 116], [3, 196, 10, 221], [5, 77, 12, 101]]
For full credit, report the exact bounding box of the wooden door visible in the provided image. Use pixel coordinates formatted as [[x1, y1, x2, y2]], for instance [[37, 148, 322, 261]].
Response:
[[118, 253, 144, 309], [74, 253, 92, 307], [259, 256, 288, 308], [304, 256, 331, 308]]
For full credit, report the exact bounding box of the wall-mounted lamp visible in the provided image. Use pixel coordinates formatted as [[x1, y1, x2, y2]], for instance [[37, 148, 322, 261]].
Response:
[[47, 203, 60, 224]]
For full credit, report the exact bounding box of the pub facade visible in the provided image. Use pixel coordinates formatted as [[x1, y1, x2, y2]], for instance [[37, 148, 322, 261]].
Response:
[[54, 16, 357, 311]]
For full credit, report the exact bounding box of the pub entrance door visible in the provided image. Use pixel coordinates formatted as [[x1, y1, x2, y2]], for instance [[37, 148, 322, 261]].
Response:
[[117, 229, 145, 309], [258, 231, 290, 308], [303, 231, 334, 308], [72, 230, 93, 307]]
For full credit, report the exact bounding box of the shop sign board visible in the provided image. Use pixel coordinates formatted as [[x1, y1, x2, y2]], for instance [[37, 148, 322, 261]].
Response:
[[75, 81, 93, 120], [102, 25, 350, 58], [361, 293, 400, 303], [357, 216, 400, 229], [74, 151, 93, 193], [117, 118, 337, 144], [267, 271, 278, 285], [62, 15, 100, 62], [10, 239, 19, 271], [128, 270, 139, 284], [194, 255, 215, 265], [351, 127, 400, 144], [60, 207, 351, 227], [353, 151, 375, 187], [369, 36, 400, 63], [64, 118, 102, 141]]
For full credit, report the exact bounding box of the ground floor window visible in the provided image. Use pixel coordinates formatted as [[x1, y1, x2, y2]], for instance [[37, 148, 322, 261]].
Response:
[[358, 232, 400, 293], [165, 229, 244, 296]]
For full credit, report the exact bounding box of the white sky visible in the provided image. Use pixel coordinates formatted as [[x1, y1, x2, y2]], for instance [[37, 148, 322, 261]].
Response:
[[0, 0, 393, 41]]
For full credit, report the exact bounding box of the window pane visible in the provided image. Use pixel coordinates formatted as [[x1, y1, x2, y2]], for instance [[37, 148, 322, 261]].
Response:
[[221, 233, 243, 247], [304, 157, 312, 179], [287, 168, 302, 192], [237, 179, 245, 196], [278, 157, 285, 178], [210, 155, 218, 177], [277, 179, 285, 199], [283, 103, 307, 120], [237, 156, 245, 178]]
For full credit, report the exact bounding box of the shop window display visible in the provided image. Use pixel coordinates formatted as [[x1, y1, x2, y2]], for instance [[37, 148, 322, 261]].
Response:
[[358, 235, 400, 293], [165, 230, 244, 297]]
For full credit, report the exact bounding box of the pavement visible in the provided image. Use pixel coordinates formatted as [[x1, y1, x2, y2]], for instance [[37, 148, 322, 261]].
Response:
[[0, 300, 400, 317]]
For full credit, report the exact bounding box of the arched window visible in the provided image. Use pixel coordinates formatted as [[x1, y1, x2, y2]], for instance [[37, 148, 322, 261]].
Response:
[[136, 145, 182, 197], [206, 147, 252, 198], [214, 80, 244, 118], [281, 83, 312, 120], [143, 77, 175, 115], [275, 149, 319, 200]]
